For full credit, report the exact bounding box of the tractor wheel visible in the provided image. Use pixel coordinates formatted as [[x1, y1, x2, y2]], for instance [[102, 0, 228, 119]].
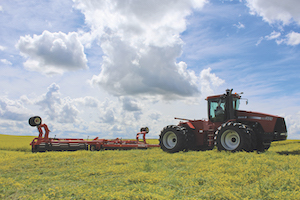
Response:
[[159, 125, 186, 153], [257, 141, 271, 153], [216, 122, 253, 152]]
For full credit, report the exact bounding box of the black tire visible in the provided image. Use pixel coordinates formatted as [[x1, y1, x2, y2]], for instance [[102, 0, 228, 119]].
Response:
[[159, 125, 186, 153], [257, 141, 271, 153], [216, 122, 253, 152], [32, 145, 38, 153]]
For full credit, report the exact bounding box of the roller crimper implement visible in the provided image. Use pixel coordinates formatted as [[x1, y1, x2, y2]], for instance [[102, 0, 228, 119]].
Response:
[[29, 116, 159, 153]]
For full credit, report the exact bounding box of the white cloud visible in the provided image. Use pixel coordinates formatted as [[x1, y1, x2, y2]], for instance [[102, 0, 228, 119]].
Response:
[[285, 31, 300, 46], [246, 1, 300, 46], [233, 22, 245, 29], [256, 31, 300, 46], [255, 30, 282, 45], [267, 31, 300, 46], [16, 30, 88, 75], [1, 59, 12, 65], [58, 102, 80, 124], [100, 109, 115, 124], [255, 36, 263, 46], [120, 97, 142, 112], [32, 84, 92, 125], [74, 0, 208, 99], [21, 83, 169, 137], [265, 31, 281, 40], [285, 112, 300, 139], [0, 97, 32, 121], [0, 5, 2, 12], [246, 0, 300, 25], [75, 96, 100, 108], [35, 83, 62, 120], [148, 111, 161, 121], [200, 67, 225, 96], [0, 45, 6, 51]]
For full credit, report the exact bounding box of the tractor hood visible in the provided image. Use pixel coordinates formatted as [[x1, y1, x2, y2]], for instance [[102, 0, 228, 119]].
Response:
[[236, 110, 279, 122], [236, 110, 287, 140]]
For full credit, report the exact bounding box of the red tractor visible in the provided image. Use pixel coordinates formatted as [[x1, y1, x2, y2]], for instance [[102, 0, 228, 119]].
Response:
[[159, 89, 287, 153]]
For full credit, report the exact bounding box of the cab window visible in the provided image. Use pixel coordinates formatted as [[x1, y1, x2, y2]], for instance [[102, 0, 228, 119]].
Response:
[[233, 98, 240, 110], [209, 98, 226, 122]]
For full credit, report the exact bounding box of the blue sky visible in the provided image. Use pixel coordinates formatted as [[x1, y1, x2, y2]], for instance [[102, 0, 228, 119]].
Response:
[[0, 0, 299, 139]]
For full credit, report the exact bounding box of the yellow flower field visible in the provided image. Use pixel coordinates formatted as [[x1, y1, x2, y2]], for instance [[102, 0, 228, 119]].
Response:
[[0, 134, 33, 152], [0, 134, 300, 199]]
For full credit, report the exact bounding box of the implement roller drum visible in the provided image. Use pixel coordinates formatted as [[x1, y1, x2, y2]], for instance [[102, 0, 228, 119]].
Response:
[[29, 116, 42, 127], [140, 127, 149, 133], [33, 143, 88, 152]]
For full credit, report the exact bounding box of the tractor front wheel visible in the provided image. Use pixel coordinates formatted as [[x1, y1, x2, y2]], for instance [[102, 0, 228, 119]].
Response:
[[159, 125, 186, 153], [216, 122, 253, 152]]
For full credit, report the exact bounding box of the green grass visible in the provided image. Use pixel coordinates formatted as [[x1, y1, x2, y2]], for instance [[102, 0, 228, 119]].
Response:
[[0, 134, 300, 199]]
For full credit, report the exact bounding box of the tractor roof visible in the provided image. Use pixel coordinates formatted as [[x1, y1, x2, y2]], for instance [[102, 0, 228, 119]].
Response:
[[205, 93, 241, 100]]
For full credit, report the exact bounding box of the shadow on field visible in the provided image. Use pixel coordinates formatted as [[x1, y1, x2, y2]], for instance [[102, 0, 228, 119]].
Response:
[[272, 141, 300, 146], [276, 150, 300, 155]]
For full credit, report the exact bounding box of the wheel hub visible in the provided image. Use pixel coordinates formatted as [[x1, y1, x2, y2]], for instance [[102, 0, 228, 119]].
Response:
[[220, 129, 240, 150], [163, 131, 177, 149]]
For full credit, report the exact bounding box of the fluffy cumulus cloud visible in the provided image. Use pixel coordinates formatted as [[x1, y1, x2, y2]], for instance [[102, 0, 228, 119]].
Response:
[[16, 30, 88, 75], [13, 83, 170, 137], [35, 83, 62, 120], [200, 67, 225, 96], [32, 83, 82, 124], [120, 97, 142, 112], [285, 112, 300, 138], [0, 97, 32, 121], [246, 0, 300, 46], [246, 0, 300, 25], [285, 31, 300, 46], [73, 0, 208, 99]]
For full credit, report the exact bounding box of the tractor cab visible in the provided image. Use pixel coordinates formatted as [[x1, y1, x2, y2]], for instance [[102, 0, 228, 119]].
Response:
[[207, 89, 241, 123]]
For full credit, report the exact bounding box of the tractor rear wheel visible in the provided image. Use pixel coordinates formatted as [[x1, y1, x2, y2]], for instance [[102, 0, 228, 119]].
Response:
[[159, 125, 186, 153], [216, 122, 253, 152], [257, 141, 271, 152]]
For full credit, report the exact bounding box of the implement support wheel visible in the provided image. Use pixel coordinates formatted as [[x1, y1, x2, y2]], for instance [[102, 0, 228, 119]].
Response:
[[90, 145, 97, 151]]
